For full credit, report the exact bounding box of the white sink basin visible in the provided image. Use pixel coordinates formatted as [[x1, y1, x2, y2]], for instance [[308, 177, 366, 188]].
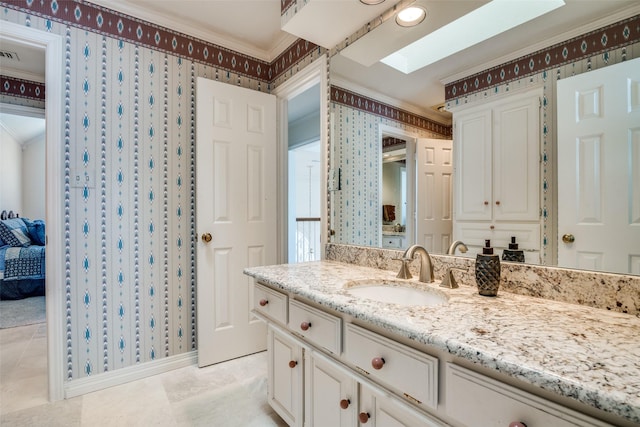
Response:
[[344, 280, 448, 307]]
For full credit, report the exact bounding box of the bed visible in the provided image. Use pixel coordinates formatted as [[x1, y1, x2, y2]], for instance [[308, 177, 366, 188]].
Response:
[[0, 211, 45, 300]]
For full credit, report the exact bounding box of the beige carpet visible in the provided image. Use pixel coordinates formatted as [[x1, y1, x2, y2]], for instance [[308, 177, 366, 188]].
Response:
[[0, 296, 45, 328]]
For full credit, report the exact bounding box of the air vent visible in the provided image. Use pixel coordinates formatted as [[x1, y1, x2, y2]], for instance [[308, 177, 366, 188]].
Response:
[[0, 51, 21, 62]]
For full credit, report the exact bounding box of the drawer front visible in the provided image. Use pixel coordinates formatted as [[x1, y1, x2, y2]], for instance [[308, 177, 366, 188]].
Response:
[[253, 283, 288, 325], [446, 364, 612, 427], [289, 300, 341, 355], [454, 222, 541, 251], [344, 323, 438, 410]]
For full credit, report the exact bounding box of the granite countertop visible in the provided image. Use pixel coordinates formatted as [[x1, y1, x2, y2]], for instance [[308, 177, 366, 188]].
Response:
[[244, 260, 640, 425]]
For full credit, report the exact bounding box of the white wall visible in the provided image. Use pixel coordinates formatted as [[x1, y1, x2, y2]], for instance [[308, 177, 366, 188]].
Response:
[[0, 126, 23, 214], [289, 111, 320, 148], [382, 161, 403, 224], [21, 133, 46, 219]]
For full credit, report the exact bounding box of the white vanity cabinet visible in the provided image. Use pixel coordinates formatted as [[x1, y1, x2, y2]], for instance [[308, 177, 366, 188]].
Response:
[[446, 364, 612, 427], [305, 350, 358, 427], [382, 234, 405, 249], [453, 89, 542, 258], [359, 381, 444, 427], [254, 281, 619, 427], [268, 325, 304, 427]]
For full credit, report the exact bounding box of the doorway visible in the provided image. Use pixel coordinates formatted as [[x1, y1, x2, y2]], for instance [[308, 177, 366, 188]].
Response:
[[0, 21, 65, 401], [379, 125, 417, 248], [273, 55, 328, 264], [287, 83, 322, 263]]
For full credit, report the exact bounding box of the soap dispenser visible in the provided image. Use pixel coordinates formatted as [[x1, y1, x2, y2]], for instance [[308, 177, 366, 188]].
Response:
[[502, 236, 525, 263], [475, 239, 501, 296]]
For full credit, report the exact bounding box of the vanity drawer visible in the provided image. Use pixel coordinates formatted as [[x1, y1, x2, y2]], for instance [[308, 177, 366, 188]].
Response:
[[253, 282, 288, 325], [288, 299, 341, 355], [446, 363, 612, 427], [344, 323, 438, 410]]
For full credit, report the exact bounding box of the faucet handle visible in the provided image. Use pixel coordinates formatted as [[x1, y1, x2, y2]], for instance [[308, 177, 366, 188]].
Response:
[[440, 267, 466, 289], [395, 257, 413, 280]]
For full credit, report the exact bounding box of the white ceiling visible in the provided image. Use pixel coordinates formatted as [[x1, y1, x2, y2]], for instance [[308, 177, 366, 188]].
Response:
[[0, 111, 46, 147]]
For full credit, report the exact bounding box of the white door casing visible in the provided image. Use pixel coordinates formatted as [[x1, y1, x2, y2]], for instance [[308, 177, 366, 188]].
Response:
[[416, 138, 453, 254], [557, 57, 640, 274], [196, 78, 277, 367]]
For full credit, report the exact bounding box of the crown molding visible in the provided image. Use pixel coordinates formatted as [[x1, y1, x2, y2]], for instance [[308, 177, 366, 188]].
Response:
[[85, 0, 282, 62], [440, 3, 640, 85], [331, 75, 452, 125]]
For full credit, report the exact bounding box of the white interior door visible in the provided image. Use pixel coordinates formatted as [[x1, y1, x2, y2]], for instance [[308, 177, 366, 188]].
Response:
[[557, 57, 640, 274], [196, 78, 277, 367], [416, 138, 453, 254]]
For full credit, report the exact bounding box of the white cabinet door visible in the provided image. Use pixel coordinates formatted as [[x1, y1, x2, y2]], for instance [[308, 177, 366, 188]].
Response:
[[305, 351, 357, 427], [493, 94, 540, 222], [359, 381, 445, 427], [268, 325, 304, 427], [557, 57, 640, 274], [454, 109, 493, 221]]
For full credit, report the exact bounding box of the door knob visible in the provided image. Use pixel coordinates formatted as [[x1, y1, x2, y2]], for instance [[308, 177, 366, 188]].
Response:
[[562, 233, 575, 244], [201, 233, 212, 243]]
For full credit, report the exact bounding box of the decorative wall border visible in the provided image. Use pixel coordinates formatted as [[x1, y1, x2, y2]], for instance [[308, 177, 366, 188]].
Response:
[[0, 0, 324, 86], [281, 0, 296, 15], [331, 85, 452, 137], [445, 14, 640, 101], [1, 74, 45, 101]]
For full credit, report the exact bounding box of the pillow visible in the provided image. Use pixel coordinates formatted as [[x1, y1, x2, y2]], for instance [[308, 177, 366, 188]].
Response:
[[0, 218, 32, 247], [23, 218, 46, 246]]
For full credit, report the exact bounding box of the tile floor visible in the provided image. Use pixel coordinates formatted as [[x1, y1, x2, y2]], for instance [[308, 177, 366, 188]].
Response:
[[0, 322, 288, 426]]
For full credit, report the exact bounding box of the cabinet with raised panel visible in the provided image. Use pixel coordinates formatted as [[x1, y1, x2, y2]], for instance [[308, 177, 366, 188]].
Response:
[[453, 88, 542, 257], [268, 325, 303, 427]]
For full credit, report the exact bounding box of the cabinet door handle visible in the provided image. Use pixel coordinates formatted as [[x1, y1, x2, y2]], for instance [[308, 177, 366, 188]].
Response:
[[288, 360, 297, 368], [300, 321, 311, 331], [490, 225, 495, 230], [358, 412, 370, 423], [259, 299, 268, 307], [484, 201, 489, 205], [371, 357, 385, 370], [495, 200, 501, 205], [339, 399, 350, 409], [508, 423, 527, 427]]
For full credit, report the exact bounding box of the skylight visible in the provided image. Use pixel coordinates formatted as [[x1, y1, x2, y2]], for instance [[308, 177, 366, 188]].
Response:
[[381, 0, 565, 74]]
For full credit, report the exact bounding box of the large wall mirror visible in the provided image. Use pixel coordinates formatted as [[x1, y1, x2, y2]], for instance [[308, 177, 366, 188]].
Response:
[[327, 0, 640, 277]]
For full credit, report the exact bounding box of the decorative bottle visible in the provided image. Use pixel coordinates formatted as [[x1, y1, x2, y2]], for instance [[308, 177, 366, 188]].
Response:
[[502, 236, 525, 263], [475, 239, 501, 296]]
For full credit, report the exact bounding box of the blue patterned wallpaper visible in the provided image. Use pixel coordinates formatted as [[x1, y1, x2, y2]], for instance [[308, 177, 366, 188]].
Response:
[[0, 2, 322, 381]]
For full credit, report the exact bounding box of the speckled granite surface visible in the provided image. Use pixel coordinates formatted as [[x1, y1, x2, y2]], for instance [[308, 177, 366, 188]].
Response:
[[325, 243, 640, 316], [244, 260, 640, 425]]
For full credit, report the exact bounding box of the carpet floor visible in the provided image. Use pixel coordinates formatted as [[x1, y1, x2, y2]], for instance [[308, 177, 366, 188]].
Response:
[[0, 296, 45, 329]]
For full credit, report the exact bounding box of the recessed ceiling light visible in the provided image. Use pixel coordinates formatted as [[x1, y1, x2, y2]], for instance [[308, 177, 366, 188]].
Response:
[[360, 0, 385, 5], [396, 6, 426, 27]]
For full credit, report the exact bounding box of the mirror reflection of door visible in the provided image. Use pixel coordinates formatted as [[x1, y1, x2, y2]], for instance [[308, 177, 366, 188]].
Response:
[[557, 57, 640, 274], [381, 136, 411, 249]]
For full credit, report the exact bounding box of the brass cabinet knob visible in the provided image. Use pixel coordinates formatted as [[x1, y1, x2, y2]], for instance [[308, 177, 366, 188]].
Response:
[[201, 233, 212, 243], [562, 233, 575, 244]]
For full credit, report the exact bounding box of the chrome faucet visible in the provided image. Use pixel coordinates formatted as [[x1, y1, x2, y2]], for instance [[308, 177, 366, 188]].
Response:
[[447, 240, 468, 255], [401, 245, 434, 283]]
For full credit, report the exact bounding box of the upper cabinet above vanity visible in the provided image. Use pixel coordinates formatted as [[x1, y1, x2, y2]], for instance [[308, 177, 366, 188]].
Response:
[[453, 88, 541, 263]]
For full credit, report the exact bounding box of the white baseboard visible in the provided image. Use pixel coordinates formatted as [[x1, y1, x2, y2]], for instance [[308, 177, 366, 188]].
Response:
[[64, 350, 198, 398]]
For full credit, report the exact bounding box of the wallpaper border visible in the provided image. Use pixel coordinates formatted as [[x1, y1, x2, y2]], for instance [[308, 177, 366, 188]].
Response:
[[445, 14, 640, 101], [1, 74, 45, 100], [331, 85, 452, 137]]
